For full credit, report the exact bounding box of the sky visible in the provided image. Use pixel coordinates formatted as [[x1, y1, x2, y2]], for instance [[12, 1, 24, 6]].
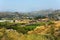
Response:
[[0, 0, 60, 12]]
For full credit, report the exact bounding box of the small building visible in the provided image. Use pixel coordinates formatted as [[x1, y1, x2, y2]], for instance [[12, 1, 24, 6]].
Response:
[[0, 20, 13, 23]]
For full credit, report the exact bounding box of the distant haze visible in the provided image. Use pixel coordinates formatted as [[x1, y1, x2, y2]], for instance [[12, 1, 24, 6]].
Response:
[[0, 0, 60, 12]]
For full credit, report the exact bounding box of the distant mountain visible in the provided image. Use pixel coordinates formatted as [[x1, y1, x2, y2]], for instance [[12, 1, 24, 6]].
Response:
[[0, 12, 23, 20], [0, 9, 60, 20], [48, 10, 60, 20]]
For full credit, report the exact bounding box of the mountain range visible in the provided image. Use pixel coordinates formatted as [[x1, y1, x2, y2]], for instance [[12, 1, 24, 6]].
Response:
[[0, 9, 60, 20]]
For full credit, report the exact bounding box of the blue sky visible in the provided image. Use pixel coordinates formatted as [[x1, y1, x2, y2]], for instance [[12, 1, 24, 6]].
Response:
[[0, 0, 60, 12]]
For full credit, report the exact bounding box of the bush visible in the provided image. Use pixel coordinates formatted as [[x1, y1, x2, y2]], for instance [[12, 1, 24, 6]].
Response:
[[26, 34, 48, 40]]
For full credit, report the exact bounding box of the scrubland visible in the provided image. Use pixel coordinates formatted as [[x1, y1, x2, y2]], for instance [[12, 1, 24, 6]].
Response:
[[0, 20, 60, 40]]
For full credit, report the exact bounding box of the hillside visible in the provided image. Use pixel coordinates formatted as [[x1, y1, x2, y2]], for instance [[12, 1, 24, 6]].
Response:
[[0, 9, 60, 20]]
